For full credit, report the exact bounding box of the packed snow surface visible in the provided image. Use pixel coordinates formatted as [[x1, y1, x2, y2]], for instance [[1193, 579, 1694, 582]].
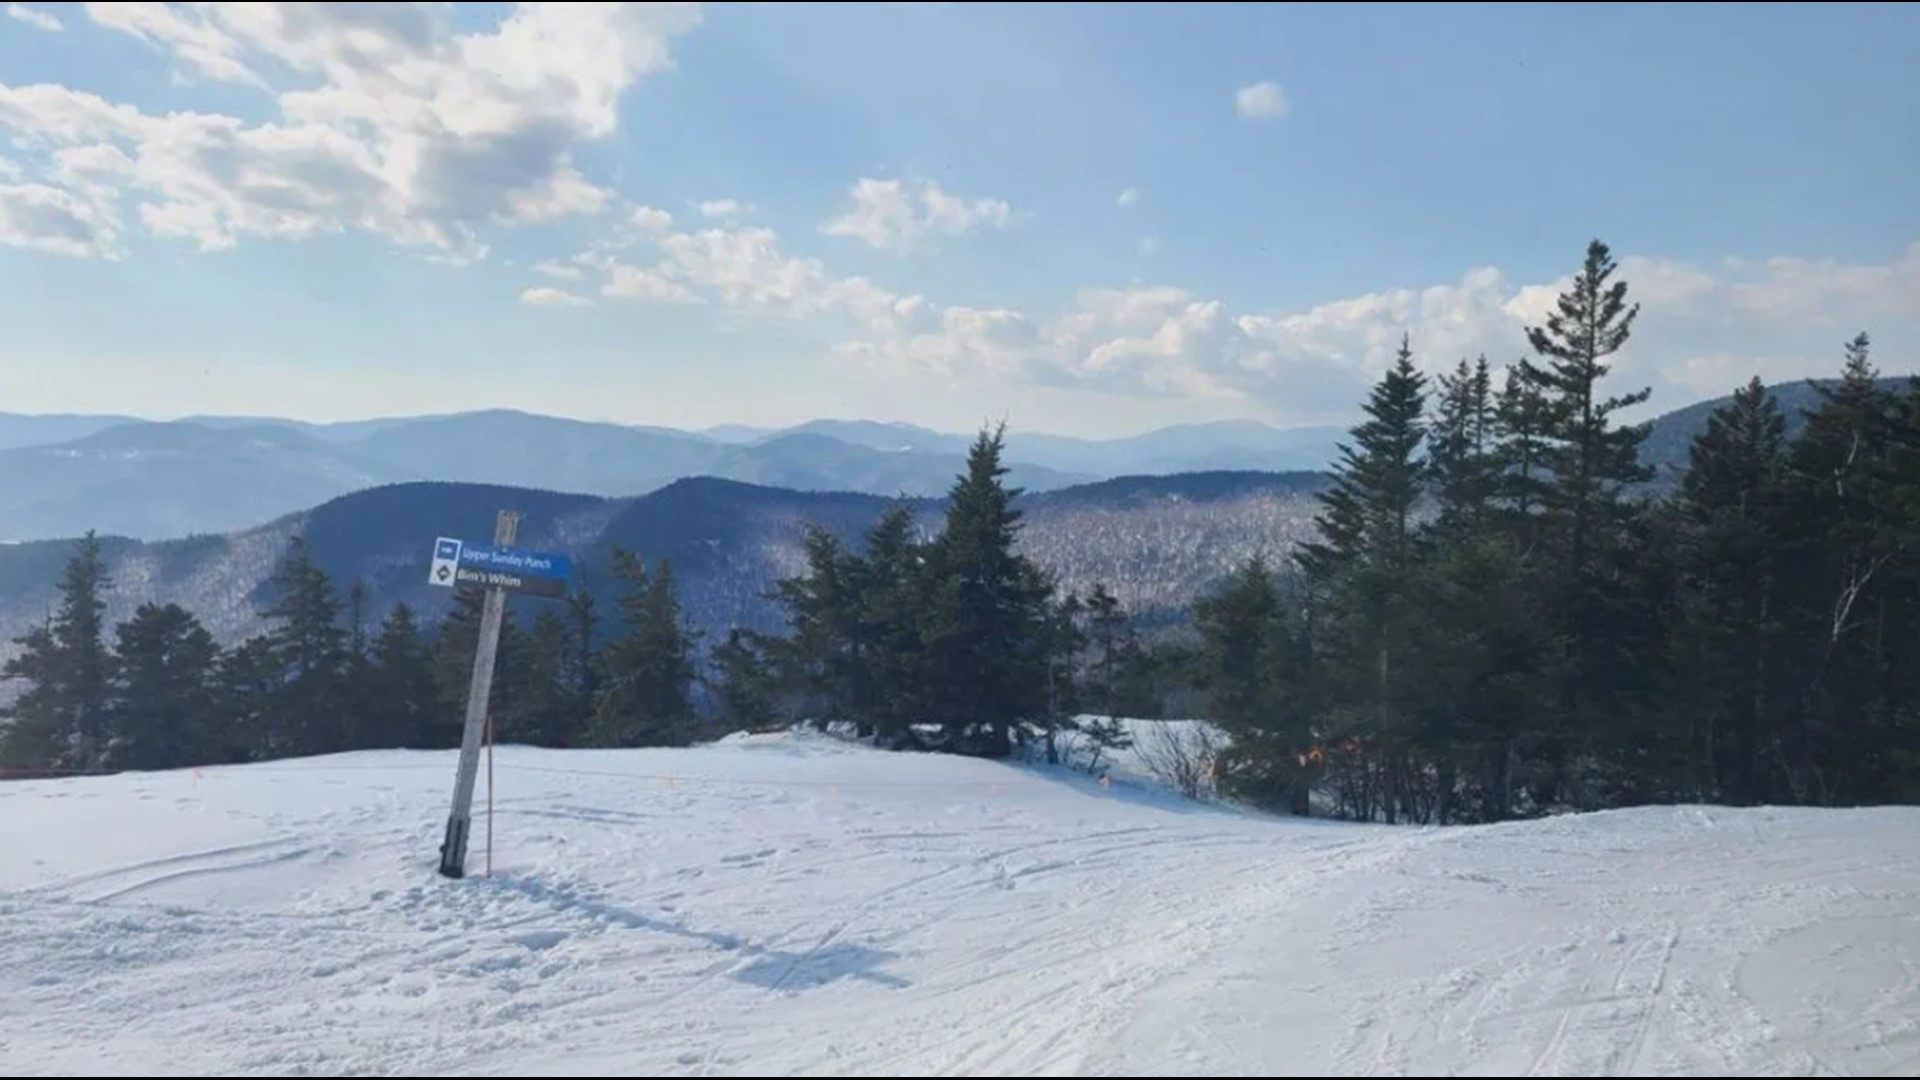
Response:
[[3, 732, 1918, 1077]]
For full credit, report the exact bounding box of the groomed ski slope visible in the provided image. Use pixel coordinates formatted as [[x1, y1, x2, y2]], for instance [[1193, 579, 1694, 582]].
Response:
[[3, 731, 1918, 1077]]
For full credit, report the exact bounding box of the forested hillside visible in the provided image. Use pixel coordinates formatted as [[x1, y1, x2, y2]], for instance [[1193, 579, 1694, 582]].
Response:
[[6, 240, 1916, 822]]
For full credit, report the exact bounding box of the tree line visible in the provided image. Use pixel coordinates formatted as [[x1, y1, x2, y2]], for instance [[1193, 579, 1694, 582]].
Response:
[[1190, 240, 1920, 821], [0, 431, 1161, 776], [714, 238, 1920, 823], [0, 537, 708, 772], [5, 237, 1918, 828]]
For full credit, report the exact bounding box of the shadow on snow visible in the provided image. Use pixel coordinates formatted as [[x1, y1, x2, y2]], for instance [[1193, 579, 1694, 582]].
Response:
[[478, 872, 911, 993]]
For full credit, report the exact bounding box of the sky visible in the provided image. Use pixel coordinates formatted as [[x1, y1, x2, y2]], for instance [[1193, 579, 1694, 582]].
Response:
[[0, 1, 1915, 439]]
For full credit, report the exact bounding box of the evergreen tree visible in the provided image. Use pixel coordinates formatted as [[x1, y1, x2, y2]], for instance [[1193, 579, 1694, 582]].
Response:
[[431, 585, 503, 748], [567, 588, 601, 723], [1296, 342, 1431, 822], [338, 577, 377, 750], [592, 550, 700, 747], [1523, 238, 1655, 564], [1297, 337, 1429, 583], [1403, 524, 1548, 822], [856, 504, 929, 745], [1492, 359, 1555, 543], [765, 527, 863, 729], [220, 634, 282, 760], [0, 531, 113, 770], [1667, 374, 1796, 801], [710, 627, 781, 734], [1084, 584, 1128, 718], [1787, 333, 1903, 644], [918, 425, 1055, 757], [263, 536, 351, 755], [106, 603, 224, 771], [1516, 239, 1659, 808], [368, 602, 438, 749], [1428, 355, 1499, 535], [1106, 634, 1169, 720], [1777, 334, 1909, 803], [498, 608, 586, 747], [1195, 557, 1313, 813], [0, 618, 62, 771]]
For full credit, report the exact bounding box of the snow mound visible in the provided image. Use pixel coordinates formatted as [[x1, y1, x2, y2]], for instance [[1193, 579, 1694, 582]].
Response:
[[2, 738, 1917, 1076]]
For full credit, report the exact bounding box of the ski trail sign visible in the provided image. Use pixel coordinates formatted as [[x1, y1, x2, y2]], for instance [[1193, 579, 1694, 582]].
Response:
[[427, 536, 573, 599], [428, 537, 463, 589], [433, 513, 575, 879]]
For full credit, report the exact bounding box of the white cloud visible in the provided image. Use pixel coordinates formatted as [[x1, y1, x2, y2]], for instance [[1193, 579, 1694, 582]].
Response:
[[0, 3, 703, 260], [1235, 80, 1288, 121], [7, 4, 62, 31], [532, 259, 583, 280], [836, 242, 1920, 423], [520, 285, 591, 308], [696, 198, 751, 221], [822, 176, 1011, 254], [631, 204, 675, 233], [557, 205, 926, 337], [83, 1, 263, 85], [552, 192, 1916, 422], [657, 224, 892, 317], [1116, 186, 1141, 208], [600, 261, 698, 303], [0, 183, 119, 257], [1723, 244, 1920, 326]]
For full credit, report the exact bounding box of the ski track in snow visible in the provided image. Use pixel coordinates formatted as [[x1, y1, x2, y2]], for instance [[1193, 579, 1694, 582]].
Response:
[[2, 737, 1918, 1077]]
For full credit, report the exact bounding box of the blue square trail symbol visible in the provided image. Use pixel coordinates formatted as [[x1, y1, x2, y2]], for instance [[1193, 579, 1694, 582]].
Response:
[[436, 540, 462, 560]]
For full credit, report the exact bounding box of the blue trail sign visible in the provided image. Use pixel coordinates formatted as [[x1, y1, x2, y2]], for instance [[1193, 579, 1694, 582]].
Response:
[[427, 536, 573, 599]]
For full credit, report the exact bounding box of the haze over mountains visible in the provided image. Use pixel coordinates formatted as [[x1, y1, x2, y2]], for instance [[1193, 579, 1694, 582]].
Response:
[[0, 379, 1887, 545], [1, 373, 1901, 671], [0, 410, 1349, 543]]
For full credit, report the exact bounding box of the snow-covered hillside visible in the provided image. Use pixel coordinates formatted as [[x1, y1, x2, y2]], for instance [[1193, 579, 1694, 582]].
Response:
[[3, 734, 1917, 1077]]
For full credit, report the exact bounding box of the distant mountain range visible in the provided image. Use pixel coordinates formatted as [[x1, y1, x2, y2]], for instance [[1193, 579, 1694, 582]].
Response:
[[0, 410, 1347, 542], [0, 472, 1332, 670], [1, 375, 1907, 544]]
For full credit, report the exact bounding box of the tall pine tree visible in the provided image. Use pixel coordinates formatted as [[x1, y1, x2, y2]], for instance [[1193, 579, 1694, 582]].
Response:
[[1194, 557, 1312, 813], [263, 537, 351, 756], [709, 627, 781, 734], [918, 425, 1054, 757], [0, 531, 113, 770], [106, 603, 225, 771], [592, 550, 700, 747], [1671, 376, 1792, 803], [1296, 340, 1431, 822], [368, 602, 438, 749], [1517, 239, 1658, 808]]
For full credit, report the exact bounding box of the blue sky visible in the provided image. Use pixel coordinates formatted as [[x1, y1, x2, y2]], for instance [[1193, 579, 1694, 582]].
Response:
[[0, 1, 1915, 437]]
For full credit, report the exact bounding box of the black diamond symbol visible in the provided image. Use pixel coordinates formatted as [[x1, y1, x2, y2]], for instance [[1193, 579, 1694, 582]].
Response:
[[435, 565, 452, 582]]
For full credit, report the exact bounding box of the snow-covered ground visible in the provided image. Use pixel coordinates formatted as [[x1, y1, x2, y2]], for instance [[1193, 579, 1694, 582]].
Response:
[[3, 732, 1918, 1077]]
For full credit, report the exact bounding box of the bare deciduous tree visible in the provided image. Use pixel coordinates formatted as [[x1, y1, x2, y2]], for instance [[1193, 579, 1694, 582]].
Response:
[[1136, 721, 1220, 800]]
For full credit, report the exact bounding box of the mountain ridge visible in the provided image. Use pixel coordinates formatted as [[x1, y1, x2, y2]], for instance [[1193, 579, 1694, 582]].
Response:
[[0, 471, 1334, 675], [2, 374, 1906, 544]]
